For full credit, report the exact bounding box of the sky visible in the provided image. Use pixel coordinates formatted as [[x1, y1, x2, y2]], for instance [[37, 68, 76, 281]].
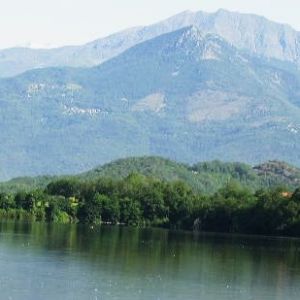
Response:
[[0, 0, 300, 49]]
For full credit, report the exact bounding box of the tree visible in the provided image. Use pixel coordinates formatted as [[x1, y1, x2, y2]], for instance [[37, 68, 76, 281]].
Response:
[[15, 191, 27, 209], [96, 194, 120, 224], [164, 181, 194, 229], [120, 197, 142, 225], [46, 179, 81, 198], [0, 193, 15, 210]]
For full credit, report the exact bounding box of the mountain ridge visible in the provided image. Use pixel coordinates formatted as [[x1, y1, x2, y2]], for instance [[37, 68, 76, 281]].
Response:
[[1, 9, 300, 77], [0, 26, 300, 179]]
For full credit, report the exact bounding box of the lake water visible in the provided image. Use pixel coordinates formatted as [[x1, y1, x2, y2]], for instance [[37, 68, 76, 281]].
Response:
[[0, 222, 300, 300]]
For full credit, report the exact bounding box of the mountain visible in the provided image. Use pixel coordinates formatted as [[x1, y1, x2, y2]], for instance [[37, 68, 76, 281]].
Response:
[[1, 9, 300, 78], [84, 157, 300, 192], [86, 157, 300, 192], [1, 157, 300, 194], [0, 27, 143, 78], [0, 26, 300, 179]]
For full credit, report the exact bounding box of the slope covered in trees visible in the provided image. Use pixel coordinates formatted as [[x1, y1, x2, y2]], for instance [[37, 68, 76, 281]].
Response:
[[84, 157, 300, 192], [1, 157, 300, 194], [1, 27, 300, 179], [1, 173, 300, 237]]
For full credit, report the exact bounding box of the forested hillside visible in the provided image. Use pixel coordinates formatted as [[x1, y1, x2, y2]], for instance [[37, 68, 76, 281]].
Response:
[[1, 26, 300, 179], [1, 157, 300, 194], [1, 169, 300, 236]]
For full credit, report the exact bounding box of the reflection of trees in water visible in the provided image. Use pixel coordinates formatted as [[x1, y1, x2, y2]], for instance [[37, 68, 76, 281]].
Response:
[[1, 221, 300, 295]]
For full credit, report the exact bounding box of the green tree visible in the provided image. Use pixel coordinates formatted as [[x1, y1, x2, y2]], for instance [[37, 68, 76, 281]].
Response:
[[120, 197, 142, 225], [46, 179, 81, 198], [0, 193, 15, 210], [164, 181, 195, 229]]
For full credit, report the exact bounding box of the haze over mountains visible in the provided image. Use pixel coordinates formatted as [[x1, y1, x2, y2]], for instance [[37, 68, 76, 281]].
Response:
[[0, 9, 300, 180], [1, 9, 300, 78]]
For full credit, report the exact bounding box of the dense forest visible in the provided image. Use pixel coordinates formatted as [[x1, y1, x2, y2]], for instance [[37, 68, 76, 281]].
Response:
[[1, 169, 300, 237], [1, 157, 300, 194]]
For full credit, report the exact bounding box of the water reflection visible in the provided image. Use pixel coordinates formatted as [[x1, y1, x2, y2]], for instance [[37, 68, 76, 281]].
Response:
[[0, 221, 300, 299]]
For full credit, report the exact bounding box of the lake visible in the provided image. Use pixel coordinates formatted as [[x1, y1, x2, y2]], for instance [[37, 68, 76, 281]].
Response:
[[0, 222, 300, 299]]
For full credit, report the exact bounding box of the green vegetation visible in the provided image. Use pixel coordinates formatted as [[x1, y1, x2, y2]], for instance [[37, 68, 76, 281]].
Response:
[[1, 27, 300, 181], [0, 176, 56, 194], [1, 157, 300, 195], [1, 166, 300, 236]]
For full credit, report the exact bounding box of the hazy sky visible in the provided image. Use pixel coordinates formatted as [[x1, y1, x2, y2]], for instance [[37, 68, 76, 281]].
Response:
[[1, 0, 299, 49]]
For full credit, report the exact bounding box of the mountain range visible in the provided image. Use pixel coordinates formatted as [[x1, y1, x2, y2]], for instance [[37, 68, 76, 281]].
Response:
[[1, 9, 300, 78], [0, 10, 300, 180]]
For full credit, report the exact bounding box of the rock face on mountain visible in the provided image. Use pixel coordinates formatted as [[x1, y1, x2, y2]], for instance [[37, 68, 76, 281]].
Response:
[[1, 9, 300, 77], [0, 26, 300, 179], [166, 9, 300, 64]]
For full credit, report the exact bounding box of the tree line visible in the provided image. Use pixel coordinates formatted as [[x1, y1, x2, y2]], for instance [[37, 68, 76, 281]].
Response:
[[1, 173, 300, 236]]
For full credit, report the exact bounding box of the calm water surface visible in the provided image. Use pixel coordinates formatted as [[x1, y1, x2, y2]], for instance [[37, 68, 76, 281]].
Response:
[[0, 222, 300, 300]]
